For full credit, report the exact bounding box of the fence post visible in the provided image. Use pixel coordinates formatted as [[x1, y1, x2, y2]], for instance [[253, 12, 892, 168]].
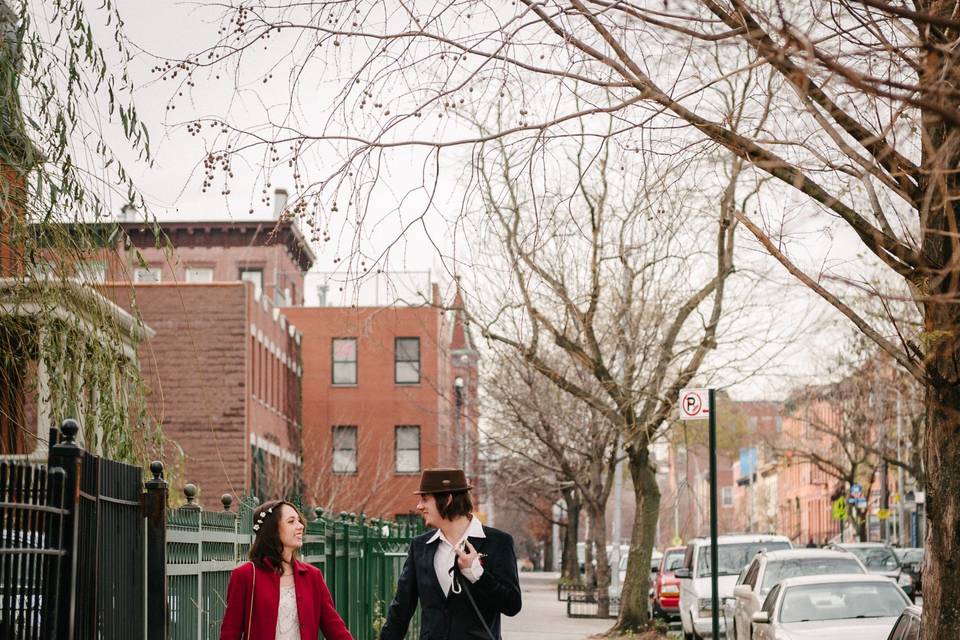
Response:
[[47, 418, 84, 640], [144, 461, 168, 640]]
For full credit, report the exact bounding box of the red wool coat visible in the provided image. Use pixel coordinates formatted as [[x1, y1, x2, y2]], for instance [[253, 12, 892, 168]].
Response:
[[220, 559, 353, 640]]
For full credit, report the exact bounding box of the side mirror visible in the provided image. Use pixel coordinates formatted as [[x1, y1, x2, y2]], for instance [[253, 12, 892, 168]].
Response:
[[752, 611, 771, 625], [651, 565, 660, 574], [733, 584, 753, 599], [674, 568, 692, 579]]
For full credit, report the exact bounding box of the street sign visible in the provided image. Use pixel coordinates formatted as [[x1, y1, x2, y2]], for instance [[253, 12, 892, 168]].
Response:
[[832, 497, 848, 521], [878, 508, 891, 520], [850, 483, 863, 498], [856, 498, 867, 509], [679, 389, 710, 420]]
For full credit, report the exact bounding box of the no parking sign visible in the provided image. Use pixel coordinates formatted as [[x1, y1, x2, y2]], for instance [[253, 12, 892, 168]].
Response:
[[679, 388, 710, 420]]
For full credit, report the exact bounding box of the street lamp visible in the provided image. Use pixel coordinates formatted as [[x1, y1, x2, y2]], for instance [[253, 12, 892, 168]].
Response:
[[454, 376, 465, 472]]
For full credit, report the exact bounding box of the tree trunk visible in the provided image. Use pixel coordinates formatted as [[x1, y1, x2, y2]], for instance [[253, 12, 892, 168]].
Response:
[[561, 488, 582, 582], [588, 502, 611, 618], [922, 379, 960, 637], [917, 22, 960, 634], [614, 445, 661, 631]]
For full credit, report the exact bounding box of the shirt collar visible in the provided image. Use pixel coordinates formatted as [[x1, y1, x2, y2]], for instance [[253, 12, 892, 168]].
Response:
[[426, 516, 486, 545]]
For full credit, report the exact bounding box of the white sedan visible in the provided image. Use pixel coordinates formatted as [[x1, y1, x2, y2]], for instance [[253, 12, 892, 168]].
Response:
[[751, 574, 910, 640]]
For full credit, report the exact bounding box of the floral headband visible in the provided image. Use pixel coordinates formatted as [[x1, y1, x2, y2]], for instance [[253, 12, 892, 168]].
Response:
[[252, 506, 274, 533]]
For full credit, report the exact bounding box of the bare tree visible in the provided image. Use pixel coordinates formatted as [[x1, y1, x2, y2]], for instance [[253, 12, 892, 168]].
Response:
[[486, 349, 618, 591], [166, 0, 960, 632], [446, 124, 746, 627]]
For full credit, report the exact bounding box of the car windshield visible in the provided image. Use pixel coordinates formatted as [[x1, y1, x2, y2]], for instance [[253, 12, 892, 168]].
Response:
[[779, 582, 908, 623], [760, 558, 865, 594], [664, 551, 685, 572], [697, 541, 791, 576], [844, 547, 899, 571], [896, 549, 923, 565]]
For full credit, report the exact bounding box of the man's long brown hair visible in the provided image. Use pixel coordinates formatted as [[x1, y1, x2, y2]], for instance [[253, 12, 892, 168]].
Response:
[[248, 500, 306, 574]]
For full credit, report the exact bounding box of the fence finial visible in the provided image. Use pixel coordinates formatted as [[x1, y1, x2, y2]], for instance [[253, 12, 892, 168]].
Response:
[[150, 461, 164, 480], [183, 484, 200, 509], [60, 418, 80, 444], [221, 494, 234, 512]]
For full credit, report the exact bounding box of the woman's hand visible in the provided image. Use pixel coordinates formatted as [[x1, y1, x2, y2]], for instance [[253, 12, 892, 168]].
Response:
[[455, 540, 480, 570]]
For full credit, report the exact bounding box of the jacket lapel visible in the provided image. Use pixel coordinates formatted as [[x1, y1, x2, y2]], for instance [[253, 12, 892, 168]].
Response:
[[419, 533, 448, 601]]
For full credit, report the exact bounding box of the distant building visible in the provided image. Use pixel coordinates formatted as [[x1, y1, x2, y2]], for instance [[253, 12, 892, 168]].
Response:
[[284, 278, 480, 520]]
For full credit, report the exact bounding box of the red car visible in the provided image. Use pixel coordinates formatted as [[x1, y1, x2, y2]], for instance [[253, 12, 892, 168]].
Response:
[[650, 545, 686, 621]]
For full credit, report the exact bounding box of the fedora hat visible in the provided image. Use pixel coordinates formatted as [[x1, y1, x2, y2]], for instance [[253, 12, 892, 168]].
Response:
[[413, 468, 472, 494]]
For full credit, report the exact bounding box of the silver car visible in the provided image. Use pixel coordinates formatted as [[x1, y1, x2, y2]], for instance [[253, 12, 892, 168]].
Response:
[[751, 574, 910, 640], [729, 549, 866, 640]]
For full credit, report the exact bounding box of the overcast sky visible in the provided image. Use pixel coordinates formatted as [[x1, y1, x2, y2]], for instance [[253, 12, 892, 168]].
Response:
[[97, 1, 880, 401]]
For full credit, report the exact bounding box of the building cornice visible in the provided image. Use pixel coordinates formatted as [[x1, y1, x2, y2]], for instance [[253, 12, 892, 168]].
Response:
[[120, 221, 316, 272]]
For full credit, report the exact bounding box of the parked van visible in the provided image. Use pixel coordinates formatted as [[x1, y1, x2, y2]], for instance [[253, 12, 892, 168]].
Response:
[[675, 534, 792, 639]]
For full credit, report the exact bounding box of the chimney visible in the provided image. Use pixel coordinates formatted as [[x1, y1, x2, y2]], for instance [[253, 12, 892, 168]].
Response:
[[119, 204, 138, 222], [273, 188, 288, 219]]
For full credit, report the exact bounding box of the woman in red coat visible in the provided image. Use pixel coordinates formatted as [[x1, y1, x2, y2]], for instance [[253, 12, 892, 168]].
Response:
[[220, 500, 353, 640]]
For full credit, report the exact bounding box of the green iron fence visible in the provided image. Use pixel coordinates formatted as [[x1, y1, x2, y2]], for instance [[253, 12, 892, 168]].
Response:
[[165, 485, 422, 640]]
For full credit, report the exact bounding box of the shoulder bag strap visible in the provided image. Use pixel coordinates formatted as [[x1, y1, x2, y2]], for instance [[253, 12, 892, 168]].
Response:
[[453, 569, 497, 640], [245, 562, 256, 639]]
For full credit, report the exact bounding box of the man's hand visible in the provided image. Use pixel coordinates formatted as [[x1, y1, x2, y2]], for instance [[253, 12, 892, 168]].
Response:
[[455, 540, 480, 571]]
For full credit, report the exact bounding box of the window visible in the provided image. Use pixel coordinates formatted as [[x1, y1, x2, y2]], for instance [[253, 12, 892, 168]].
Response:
[[332, 338, 357, 385], [332, 426, 357, 473], [395, 337, 420, 384], [78, 261, 106, 283], [185, 267, 214, 283], [134, 266, 161, 283], [722, 486, 734, 507], [395, 426, 421, 473], [239, 268, 263, 296]]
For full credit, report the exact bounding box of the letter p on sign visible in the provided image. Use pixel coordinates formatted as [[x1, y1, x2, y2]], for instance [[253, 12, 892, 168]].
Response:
[[679, 389, 710, 420]]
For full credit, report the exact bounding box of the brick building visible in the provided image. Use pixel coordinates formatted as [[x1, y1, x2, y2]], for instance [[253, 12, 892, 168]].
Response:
[[284, 280, 480, 520], [92, 218, 314, 505]]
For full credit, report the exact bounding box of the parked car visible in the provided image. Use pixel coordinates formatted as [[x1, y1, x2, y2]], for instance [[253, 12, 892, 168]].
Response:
[[893, 548, 924, 599], [649, 545, 685, 621], [886, 604, 922, 640], [728, 548, 867, 640], [675, 533, 792, 639], [750, 574, 910, 640], [830, 543, 915, 599]]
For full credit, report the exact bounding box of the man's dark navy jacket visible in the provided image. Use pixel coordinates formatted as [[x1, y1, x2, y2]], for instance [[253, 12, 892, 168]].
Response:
[[379, 525, 522, 640]]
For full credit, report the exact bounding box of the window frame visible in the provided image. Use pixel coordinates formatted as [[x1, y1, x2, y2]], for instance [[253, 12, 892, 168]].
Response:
[[394, 337, 421, 385], [394, 425, 421, 474], [331, 337, 358, 386], [721, 485, 734, 508], [331, 425, 358, 474], [133, 266, 161, 283], [239, 267, 264, 296], [185, 266, 215, 283]]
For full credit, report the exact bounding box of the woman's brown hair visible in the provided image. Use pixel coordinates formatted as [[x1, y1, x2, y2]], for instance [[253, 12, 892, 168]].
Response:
[[248, 499, 306, 574]]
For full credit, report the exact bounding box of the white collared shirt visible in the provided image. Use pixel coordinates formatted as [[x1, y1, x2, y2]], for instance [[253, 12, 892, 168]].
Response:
[[427, 516, 485, 596]]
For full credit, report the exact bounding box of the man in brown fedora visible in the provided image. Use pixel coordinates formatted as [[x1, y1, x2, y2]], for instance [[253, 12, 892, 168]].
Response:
[[380, 468, 522, 640]]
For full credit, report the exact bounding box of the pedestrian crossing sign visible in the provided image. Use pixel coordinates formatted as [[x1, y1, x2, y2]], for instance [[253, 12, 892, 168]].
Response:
[[832, 497, 848, 521]]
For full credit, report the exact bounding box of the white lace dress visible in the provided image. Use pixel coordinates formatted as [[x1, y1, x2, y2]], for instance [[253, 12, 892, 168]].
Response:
[[275, 584, 301, 640]]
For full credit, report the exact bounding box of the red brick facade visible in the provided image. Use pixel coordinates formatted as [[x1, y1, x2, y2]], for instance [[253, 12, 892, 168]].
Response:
[[284, 289, 479, 520], [102, 282, 303, 505]]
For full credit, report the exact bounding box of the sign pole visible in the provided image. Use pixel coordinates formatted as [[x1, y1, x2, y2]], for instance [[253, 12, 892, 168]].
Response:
[[708, 389, 719, 639]]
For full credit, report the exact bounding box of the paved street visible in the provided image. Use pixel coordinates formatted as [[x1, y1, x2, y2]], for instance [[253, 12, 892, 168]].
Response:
[[502, 572, 613, 640]]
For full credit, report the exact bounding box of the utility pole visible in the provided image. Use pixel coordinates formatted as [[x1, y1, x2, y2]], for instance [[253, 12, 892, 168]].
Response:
[[679, 388, 718, 639]]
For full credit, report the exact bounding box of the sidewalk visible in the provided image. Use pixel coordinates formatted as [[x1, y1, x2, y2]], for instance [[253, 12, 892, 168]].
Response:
[[502, 572, 613, 640]]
